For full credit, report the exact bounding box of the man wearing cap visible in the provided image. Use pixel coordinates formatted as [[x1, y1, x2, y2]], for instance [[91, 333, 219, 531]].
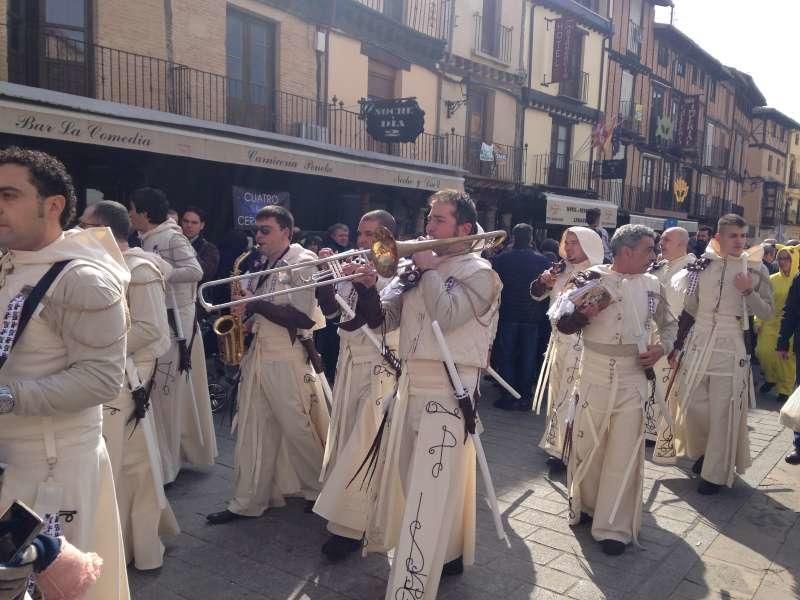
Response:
[[530, 226, 604, 471]]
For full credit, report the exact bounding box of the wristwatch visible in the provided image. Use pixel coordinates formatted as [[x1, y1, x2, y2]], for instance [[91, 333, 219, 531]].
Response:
[[0, 384, 15, 414]]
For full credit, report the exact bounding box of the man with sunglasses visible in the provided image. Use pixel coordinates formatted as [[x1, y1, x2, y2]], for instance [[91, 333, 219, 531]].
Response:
[[207, 205, 330, 525]]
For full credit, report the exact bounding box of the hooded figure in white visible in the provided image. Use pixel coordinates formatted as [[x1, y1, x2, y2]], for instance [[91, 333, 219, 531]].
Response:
[[530, 226, 604, 464], [0, 227, 131, 600]]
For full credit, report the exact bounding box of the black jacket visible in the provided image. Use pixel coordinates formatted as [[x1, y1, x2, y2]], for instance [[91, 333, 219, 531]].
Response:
[[491, 247, 551, 324], [777, 272, 800, 353]]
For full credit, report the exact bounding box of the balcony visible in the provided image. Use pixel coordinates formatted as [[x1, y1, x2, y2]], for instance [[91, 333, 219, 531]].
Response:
[[686, 194, 744, 222], [703, 146, 731, 171], [7, 29, 489, 174], [618, 99, 644, 138], [789, 172, 800, 189], [627, 19, 642, 56], [559, 71, 589, 104], [354, 0, 452, 39], [473, 13, 513, 64], [528, 154, 592, 189], [464, 139, 526, 183]]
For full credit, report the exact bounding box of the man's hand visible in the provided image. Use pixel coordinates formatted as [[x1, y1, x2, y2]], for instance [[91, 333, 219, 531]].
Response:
[[412, 249, 443, 272], [539, 269, 558, 289], [778, 350, 791, 361], [318, 247, 334, 259], [351, 263, 378, 288], [734, 272, 753, 295], [639, 344, 665, 369]]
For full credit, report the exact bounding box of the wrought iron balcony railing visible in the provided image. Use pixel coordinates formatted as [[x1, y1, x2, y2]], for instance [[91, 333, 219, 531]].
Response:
[[527, 153, 592, 190], [686, 194, 743, 221], [473, 12, 513, 64], [7, 29, 534, 182], [789, 172, 800, 189], [618, 99, 645, 138], [703, 145, 731, 171], [353, 0, 452, 39], [627, 19, 642, 56]]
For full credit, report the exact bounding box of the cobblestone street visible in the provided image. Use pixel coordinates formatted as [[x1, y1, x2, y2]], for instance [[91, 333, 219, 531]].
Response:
[[129, 383, 800, 600]]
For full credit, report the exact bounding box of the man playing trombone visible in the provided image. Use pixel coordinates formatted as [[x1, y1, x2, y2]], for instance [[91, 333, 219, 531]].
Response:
[[206, 205, 330, 524], [354, 190, 503, 600], [313, 209, 400, 561]]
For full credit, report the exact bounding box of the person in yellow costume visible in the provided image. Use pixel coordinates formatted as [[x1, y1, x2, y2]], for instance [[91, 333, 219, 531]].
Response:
[[756, 245, 800, 402]]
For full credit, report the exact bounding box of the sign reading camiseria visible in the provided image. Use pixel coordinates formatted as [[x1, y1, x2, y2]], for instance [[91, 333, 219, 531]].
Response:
[[359, 97, 425, 143]]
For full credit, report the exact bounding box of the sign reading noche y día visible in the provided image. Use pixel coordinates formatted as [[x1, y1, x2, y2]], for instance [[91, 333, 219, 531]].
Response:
[[360, 97, 425, 143], [0, 101, 463, 192]]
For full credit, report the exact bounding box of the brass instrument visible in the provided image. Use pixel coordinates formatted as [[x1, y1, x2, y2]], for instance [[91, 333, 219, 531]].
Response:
[[198, 226, 507, 312], [213, 249, 252, 366]]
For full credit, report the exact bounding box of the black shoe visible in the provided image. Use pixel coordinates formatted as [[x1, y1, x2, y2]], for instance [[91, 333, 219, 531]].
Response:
[[206, 510, 256, 525], [441, 556, 463, 577], [697, 479, 722, 495], [546, 456, 566, 473], [600, 539, 626, 556], [321, 535, 362, 562], [776, 394, 788, 403], [304, 500, 316, 513], [760, 382, 775, 394], [692, 455, 704, 475], [785, 450, 800, 465], [571, 512, 592, 527]]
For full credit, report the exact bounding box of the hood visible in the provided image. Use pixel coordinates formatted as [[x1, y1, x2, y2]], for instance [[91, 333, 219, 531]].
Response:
[[124, 246, 174, 280], [9, 227, 130, 287], [775, 244, 800, 278], [561, 226, 604, 266], [705, 239, 764, 265], [140, 219, 184, 243]]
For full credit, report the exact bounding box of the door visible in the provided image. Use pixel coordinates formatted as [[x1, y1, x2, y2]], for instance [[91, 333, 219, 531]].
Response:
[[226, 9, 277, 131], [640, 157, 655, 212], [467, 88, 495, 176], [650, 84, 665, 144], [481, 0, 499, 56], [559, 32, 585, 101], [549, 120, 572, 187]]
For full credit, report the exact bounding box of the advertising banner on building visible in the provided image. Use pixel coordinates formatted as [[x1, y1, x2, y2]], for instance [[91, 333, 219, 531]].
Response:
[[552, 18, 578, 83], [232, 186, 289, 229]]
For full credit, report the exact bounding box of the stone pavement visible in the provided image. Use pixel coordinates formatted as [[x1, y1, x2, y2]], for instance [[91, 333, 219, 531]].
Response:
[[129, 383, 799, 600]]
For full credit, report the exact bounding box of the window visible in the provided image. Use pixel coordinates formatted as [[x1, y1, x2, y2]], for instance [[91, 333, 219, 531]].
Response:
[[782, 128, 787, 142], [575, 0, 600, 11], [548, 119, 573, 187], [709, 79, 716, 103], [778, 158, 783, 175], [367, 58, 397, 99], [641, 157, 656, 206], [620, 69, 634, 117], [691, 64, 698, 85], [772, 122, 777, 137], [676, 60, 686, 77], [698, 70, 705, 86], [657, 44, 668, 67], [704, 122, 714, 166], [796, 133, 799, 145], [226, 9, 277, 130], [768, 154, 773, 171]]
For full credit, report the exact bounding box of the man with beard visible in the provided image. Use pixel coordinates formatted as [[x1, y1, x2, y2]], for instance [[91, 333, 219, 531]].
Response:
[[554, 224, 676, 555], [358, 190, 502, 599], [79, 200, 180, 570], [658, 214, 773, 494], [313, 210, 400, 561], [129, 188, 217, 483], [206, 205, 329, 524], [530, 226, 604, 471], [0, 147, 130, 598], [691, 225, 713, 257]]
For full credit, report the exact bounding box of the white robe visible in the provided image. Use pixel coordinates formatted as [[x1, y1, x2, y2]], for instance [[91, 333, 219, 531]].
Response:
[[140, 220, 217, 483], [0, 228, 131, 600]]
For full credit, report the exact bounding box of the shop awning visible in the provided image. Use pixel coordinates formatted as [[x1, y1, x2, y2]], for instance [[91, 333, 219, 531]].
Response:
[[545, 193, 618, 229], [0, 84, 464, 192], [628, 214, 698, 233]]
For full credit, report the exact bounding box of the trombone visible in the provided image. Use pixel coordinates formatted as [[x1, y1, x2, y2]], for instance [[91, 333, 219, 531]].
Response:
[[197, 226, 506, 312]]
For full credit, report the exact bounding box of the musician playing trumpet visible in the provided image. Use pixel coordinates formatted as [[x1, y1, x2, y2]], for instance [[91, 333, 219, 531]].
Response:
[[206, 205, 329, 524], [313, 210, 400, 562], [530, 227, 604, 472]]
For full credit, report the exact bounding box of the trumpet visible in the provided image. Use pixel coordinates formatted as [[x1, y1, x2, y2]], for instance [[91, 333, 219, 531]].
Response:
[[197, 226, 507, 312]]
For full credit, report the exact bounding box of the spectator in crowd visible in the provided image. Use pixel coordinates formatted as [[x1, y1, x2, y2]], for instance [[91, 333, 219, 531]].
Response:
[[300, 234, 323, 255], [691, 225, 713, 256], [757, 246, 800, 402], [181, 206, 220, 283], [762, 243, 779, 275], [324, 223, 351, 253], [491, 223, 551, 410], [776, 250, 800, 465], [585, 208, 612, 263], [540, 238, 560, 263]]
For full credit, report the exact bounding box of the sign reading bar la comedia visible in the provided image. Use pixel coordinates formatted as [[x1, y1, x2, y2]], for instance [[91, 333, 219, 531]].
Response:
[[359, 97, 425, 143]]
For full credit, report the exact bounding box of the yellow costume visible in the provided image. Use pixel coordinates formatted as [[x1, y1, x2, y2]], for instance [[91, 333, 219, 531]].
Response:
[[755, 245, 800, 395]]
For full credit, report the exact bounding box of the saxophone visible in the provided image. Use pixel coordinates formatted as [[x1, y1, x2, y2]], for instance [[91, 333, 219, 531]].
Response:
[[213, 249, 252, 366]]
